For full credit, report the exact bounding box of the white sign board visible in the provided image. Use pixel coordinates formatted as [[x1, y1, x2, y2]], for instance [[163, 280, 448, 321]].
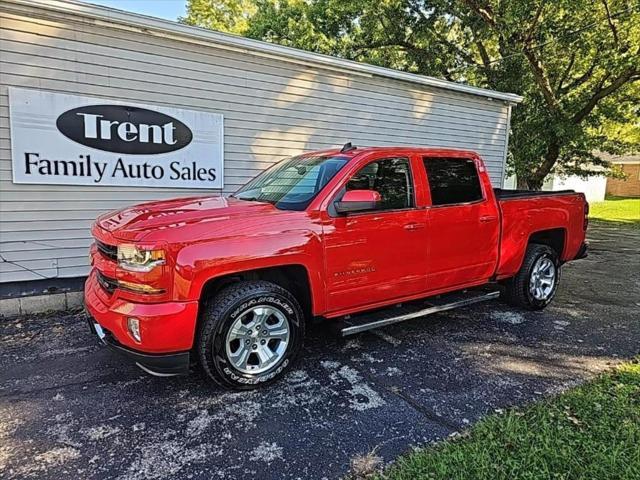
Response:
[[9, 88, 224, 189]]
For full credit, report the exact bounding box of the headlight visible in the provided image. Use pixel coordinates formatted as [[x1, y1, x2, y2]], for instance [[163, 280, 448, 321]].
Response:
[[117, 244, 165, 272]]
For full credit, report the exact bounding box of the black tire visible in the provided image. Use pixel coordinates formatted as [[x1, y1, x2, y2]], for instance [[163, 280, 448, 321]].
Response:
[[501, 243, 560, 310], [196, 280, 305, 390]]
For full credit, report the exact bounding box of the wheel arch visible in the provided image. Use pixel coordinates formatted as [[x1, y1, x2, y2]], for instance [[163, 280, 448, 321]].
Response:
[[528, 227, 566, 260], [497, 226, 567, 280], [198, 264, 315, 321]]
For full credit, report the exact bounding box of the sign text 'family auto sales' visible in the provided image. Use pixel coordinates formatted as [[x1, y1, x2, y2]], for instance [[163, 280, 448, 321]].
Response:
[[9, 88, 224, 189]]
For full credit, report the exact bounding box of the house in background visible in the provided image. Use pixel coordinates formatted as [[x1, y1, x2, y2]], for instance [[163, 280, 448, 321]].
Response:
[[504, 153, 640, 202], [541, 173, 608, 203], [604, 154, 640, 198], [503, 171, 607, 202]]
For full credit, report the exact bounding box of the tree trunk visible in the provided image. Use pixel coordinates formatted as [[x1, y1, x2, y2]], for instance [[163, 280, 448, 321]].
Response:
[[516, 176, 530, 189], [528, 140, 561, 190]]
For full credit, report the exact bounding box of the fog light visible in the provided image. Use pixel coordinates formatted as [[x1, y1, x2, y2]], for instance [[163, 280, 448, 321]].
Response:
[[127, 317, 141, 343]]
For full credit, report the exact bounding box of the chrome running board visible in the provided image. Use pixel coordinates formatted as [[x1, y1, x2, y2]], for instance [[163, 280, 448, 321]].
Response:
[[336, 289, 500, 337]]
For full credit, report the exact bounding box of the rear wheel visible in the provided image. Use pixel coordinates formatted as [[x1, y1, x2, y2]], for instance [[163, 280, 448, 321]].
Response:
[[197, 280, 304, 389], [502, 243, 560, 310]]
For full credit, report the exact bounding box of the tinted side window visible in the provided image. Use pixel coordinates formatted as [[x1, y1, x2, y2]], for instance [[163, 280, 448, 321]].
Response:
[[345, 157, 414, 210], [423, 157, 483, 206]]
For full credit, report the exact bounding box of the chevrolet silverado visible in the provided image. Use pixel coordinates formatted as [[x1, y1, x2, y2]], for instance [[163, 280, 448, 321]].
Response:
[[85, 145, 588, 389]]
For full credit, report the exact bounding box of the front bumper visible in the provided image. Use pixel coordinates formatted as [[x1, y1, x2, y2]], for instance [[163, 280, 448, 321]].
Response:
[[84, 269, 198, 376], [87, 319, 190, 376]]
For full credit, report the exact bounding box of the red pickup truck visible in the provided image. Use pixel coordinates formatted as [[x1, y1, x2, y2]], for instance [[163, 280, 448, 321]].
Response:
[[85, 145, 588, 389]]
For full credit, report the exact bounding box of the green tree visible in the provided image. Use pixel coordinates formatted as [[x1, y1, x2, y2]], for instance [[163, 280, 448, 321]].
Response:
[[182, 0, 640, 189], [180, 0, 257, 34]]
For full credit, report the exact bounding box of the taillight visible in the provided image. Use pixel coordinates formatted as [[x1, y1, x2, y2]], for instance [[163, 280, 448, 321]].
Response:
[[583, 201, 589, 230]]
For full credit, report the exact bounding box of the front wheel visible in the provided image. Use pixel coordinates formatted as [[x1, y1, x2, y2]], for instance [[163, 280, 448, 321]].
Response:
[[197, 280, 305, 389], [501, 243, 560, 310]]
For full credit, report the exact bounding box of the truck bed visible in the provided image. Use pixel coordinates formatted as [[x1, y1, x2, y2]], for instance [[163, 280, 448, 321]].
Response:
[[494, 188, 576, 200], [495, 189, 587, 279]]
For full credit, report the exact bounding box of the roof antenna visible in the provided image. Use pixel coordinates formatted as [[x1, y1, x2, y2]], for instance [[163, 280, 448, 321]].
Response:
[[340, 142, 357, 153]]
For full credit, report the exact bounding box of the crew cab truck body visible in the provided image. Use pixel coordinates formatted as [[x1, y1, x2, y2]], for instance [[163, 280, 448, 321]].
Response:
[[85, 146, 588, 388]]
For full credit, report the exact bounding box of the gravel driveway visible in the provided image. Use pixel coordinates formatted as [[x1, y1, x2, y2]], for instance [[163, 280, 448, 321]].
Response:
[[1, 222, 639, 479]]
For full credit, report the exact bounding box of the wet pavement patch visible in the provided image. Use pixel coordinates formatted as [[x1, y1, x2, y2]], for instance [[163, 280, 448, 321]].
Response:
[[1, 223, 639, 479]]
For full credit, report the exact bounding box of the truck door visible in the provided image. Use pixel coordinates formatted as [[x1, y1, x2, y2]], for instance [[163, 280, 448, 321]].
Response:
[[323, 155, 428, 314], [422, 156, 500, 291]]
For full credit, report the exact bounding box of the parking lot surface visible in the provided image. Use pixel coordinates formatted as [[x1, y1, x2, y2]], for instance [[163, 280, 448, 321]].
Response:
[[1, 222, 639, 479]]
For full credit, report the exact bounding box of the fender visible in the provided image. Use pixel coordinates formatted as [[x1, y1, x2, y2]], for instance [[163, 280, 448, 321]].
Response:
[[498, 229, 568, 280], [173, 228, 326, 313], [497, 194, 579, 279]]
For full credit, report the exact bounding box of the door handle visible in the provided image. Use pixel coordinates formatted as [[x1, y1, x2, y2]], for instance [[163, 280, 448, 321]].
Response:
[[404, 222, 425, 231], [479, 216, 498, 223]]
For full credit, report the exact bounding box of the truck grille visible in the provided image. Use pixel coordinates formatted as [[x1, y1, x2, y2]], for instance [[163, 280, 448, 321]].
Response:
[[96, 271, 118, 294], [96, 240, 118, 262]]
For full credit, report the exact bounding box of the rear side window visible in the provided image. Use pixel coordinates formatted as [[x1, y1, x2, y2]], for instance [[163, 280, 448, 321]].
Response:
[[345, 157, 414, 210], [423, 157, 483, 206]]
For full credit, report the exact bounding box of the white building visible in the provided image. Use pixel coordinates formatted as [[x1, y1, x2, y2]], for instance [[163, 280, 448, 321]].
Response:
[[0, 0, 522, 308], [503, 173, 608, 203]]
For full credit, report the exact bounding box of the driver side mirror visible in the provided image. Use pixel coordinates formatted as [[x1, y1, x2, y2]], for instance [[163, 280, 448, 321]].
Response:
[[334, 189, 382, 214]]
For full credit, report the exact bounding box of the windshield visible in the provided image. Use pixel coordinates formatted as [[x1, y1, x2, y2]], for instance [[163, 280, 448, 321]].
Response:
[[233, 155, 349, 211]]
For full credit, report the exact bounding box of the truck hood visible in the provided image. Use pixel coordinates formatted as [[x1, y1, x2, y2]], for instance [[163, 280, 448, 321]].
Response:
[[96, 195, 281, 241]]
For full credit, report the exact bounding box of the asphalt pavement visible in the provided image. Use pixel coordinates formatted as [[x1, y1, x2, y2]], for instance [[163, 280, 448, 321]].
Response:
[[1, 222, 639, 479]]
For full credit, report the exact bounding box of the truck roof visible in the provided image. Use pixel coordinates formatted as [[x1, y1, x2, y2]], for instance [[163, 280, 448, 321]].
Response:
[[307, 146, 481, 159]]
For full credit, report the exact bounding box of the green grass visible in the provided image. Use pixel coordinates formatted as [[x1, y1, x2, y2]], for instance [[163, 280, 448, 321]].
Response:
[[589, 197, 640, 228], [377, 360, 640, 480]]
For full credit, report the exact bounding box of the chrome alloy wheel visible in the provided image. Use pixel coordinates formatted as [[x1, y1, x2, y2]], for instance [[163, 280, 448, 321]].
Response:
[[225, 305, 290, 374], [529, 256, 556, 301]]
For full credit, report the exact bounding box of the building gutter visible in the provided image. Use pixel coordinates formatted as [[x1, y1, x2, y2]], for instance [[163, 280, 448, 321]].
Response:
[[5, 0, 524, 105]]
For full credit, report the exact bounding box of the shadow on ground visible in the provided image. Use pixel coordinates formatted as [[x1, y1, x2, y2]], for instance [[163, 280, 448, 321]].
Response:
[[1, 223, 639, 479]]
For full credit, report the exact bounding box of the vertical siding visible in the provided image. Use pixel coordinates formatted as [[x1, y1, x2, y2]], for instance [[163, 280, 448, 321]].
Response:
[[0, 3, 511, 283]]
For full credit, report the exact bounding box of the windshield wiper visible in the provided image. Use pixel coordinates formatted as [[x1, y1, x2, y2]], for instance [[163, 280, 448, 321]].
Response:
[[234, 196, 274, 204]]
